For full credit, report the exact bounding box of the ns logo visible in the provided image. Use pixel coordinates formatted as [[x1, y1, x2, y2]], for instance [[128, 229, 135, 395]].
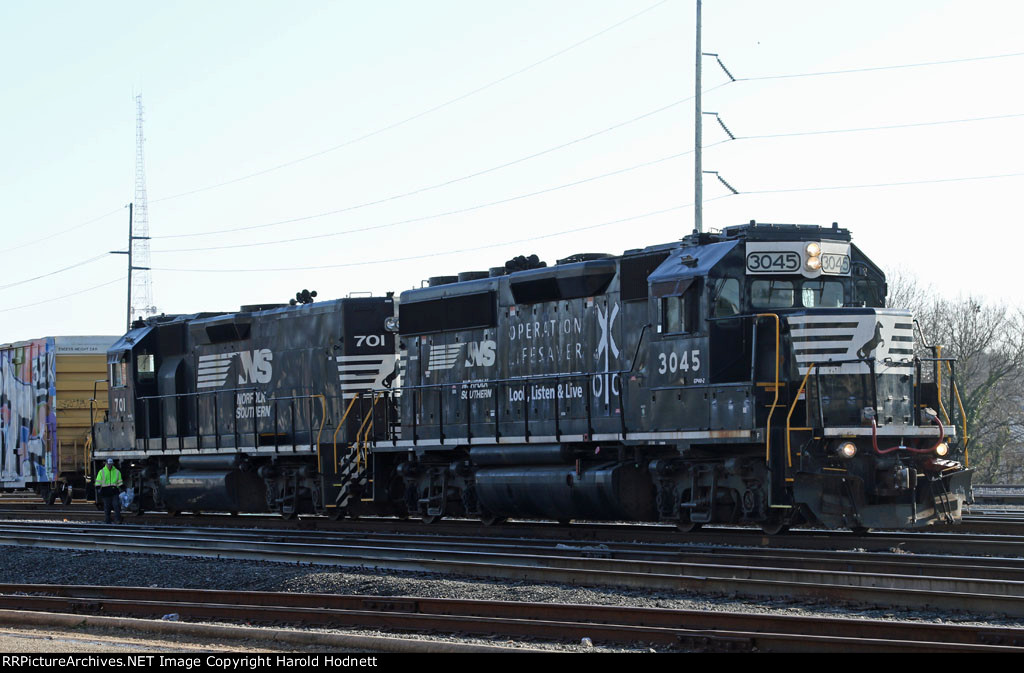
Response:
[[465, 340, 496, 368], [238, 349, 273, 384]]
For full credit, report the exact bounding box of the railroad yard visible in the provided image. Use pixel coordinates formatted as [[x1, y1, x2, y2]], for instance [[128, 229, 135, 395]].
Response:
[[0, 487, 1023, 653], [5, 0, 1024, 659]]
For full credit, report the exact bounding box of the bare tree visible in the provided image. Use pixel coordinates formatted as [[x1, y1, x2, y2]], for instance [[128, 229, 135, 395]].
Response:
[[886, 268, 1024, 482]]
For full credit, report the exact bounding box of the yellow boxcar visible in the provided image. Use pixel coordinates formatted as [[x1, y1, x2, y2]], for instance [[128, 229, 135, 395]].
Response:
[[0, 336, 117, 503]]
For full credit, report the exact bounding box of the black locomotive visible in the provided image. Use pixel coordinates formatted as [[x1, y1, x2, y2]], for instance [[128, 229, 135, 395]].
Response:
[[92, 222, 972, 531]]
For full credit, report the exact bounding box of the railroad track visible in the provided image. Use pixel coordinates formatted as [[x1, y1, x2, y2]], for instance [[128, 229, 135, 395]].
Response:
[[5, 522, 1024, 618], [1, 583, 1022, 653], [7, 505, 1024, 551], [7, 500, 1024, 538]]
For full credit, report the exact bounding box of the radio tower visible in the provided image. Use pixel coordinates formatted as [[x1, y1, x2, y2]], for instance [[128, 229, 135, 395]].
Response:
[[131, 94, 157, 320]]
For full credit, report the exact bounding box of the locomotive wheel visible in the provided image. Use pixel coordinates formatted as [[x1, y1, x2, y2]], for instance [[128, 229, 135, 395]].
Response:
[[61, 488, 72, 506], [850, 526, 871, 535], [421, 514, 442, 524], [329, 507, 346, 521], [480, 515, 506, 527], [676, 521, 703, 533], [280, 508, 298, 520]]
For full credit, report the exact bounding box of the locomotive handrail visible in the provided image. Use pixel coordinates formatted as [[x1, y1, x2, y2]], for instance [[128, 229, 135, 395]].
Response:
[[917, 349, 966, 459], [136, 388, 326, 452], [753, 313, 781, 466], [88, 378, 107, 480], [332, 394, 363, 469], [311, 394, 327, 468], [786, 362, 818, 470], [355, 393, 381, 474], [382, 369, 622, 445]]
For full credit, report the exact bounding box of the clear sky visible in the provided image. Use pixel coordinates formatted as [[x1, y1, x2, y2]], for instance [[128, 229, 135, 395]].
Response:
[[1, 0, 1021, 342]]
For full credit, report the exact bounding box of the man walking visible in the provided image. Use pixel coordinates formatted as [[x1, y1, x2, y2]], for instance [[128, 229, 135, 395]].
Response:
[[96, 458, 123, 524]]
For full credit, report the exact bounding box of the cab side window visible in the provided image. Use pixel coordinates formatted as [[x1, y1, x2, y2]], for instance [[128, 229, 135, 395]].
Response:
[[137, 353, 155, 383], [662, 283, 700, 333], [711, 278, 740, 317], [110, 357, 127, 388]]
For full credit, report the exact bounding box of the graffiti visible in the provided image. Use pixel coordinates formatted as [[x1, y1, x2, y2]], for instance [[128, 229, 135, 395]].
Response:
[[0, 339, 57, 486]]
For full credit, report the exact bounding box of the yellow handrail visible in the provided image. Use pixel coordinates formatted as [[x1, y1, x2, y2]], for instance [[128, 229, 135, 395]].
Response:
[[756, 313, 781, 465], [786, 363, 817, 469], [944, 360, 969, 466], [355, 393, 381, 473], [935, 345, 951, 425], [332, 395, 363, 469]]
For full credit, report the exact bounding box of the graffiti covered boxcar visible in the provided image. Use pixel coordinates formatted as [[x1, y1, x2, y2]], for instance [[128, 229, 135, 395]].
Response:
[[0, 336, 117, 502]]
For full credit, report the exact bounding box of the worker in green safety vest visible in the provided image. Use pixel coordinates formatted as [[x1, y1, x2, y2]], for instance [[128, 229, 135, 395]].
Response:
[[96, 458, 123, 524]]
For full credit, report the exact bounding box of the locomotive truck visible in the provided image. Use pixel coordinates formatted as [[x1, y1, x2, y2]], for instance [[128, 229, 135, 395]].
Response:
[[91, 222, 972, 531]]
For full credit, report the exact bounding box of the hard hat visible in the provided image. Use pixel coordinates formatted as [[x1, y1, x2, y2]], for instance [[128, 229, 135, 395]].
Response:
[[106, 458, 114, 465]]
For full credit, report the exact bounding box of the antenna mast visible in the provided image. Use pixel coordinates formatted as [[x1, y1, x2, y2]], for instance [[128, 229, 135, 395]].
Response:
[[131, 94, 156, 321]]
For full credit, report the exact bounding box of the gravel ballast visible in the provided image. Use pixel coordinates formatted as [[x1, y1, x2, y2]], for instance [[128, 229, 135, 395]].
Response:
[[1, 540, 1022, 652]]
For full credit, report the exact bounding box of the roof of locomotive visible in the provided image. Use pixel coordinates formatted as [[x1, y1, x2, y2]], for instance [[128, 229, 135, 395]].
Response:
[[402, 221, 857, 305]]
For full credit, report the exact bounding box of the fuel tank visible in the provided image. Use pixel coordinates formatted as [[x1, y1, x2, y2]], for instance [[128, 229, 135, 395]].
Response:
[[158, 457, 268, 513], [474, 463, 656, 521]]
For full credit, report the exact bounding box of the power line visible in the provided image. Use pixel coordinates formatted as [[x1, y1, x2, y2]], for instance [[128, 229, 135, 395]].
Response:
[[0, 254, 111, 292], [0, 277, 125, 314], [0, 207, 122, 255], [154, 86, 731, 241], [151, 198, 735, 274], [152, 142, 731, 254], [150, 170, 1024, 274], [150, 0, 671, 204], [150, 106, 1022, 250], [737, 50, 1024, 81], [737, 112, 1024, 140], [739, 170, 1024, 195]]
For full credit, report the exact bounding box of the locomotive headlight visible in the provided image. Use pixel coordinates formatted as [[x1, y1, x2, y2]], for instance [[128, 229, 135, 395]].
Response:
[[384, 316, 400, 332], [836, 441, 858, 459], [935, 442, 949, 457], [805, 241, 822, 271]]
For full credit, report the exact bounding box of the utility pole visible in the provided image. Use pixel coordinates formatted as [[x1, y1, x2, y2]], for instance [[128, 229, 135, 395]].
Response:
[[694, 0, 703, 233]]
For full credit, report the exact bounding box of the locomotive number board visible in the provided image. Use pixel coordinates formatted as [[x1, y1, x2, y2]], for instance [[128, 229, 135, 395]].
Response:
[[745, 241, 851, 277]]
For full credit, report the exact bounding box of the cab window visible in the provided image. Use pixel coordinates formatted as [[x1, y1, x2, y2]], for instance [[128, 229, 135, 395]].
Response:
[[137, 353, 155, 383], [661, 283, 699, 333], [711, 278, 740, 317], [801, 280, 844, 308], [856, 280, 885, 307], [751, 280, 794, 309], [110, 356, 128, 388]]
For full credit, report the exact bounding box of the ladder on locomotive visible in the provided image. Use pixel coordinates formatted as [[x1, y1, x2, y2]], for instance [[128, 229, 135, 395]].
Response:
[[327, 393, 381, 514]]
